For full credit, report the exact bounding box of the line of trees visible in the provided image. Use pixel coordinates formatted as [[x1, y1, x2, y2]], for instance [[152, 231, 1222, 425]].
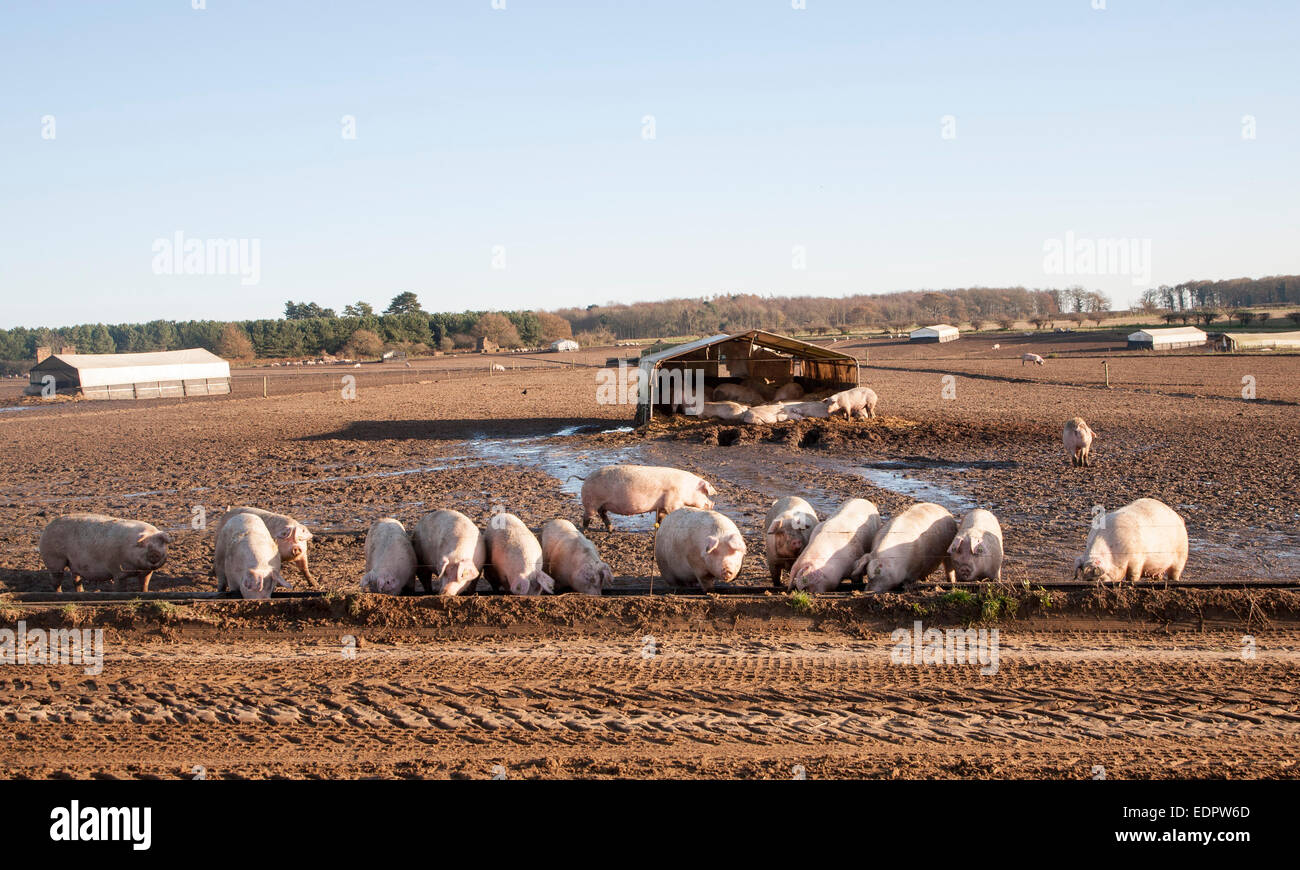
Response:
[[4, 276, 1296, 364]]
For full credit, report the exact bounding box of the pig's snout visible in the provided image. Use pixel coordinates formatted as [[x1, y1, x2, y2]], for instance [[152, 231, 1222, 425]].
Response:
[[289, 545, 303, 559]]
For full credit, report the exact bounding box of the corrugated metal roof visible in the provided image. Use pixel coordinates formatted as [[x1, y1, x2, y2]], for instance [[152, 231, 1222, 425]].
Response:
[[34, 349, 228, 369], [910, 324, 959, 337], [637, 330, 855, 367], [1127, 326, 1207, 341]]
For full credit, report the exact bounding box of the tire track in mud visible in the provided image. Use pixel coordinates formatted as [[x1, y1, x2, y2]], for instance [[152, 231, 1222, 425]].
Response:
[[3, 632, 1298, 778]]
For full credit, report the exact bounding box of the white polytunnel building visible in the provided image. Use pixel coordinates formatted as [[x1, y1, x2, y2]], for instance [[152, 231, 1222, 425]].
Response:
[[550, 339, 580, 352], [1126, 326, 1207, 350], [1220, 331, 1300, 351], [25, 349, 232, 400], [909, 324, 960, 343]]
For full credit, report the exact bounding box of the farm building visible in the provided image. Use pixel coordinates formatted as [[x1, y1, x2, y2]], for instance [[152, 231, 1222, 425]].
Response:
[[909, 324, 960, 343], [550, 339, 580, 352], [476, 338, 499, 353], [634, 330, 859, 425], [1126, 326, 1207, 350], [25, 349, 231, 400], [1220, 331, 1300, 351]]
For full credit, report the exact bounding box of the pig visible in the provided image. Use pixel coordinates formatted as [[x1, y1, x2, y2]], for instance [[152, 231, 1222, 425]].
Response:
[[1063, 417, 1095, 467], [581, 464, 717, 530], [824, 387, 879, 420], [780, 400, 831, 420], [482, 513, 555, 595], [712, 383, 765, 405], [491, 363, 506, 372], [854, 502, 958, 592], [412, 509, 487, 595], [39, 514, 173, 593], [764, 497, 819, 586], [1074, 498, 1188, 584], [773, 382, 805, 402], [741, 403, 792, 425], [945, 509, 1004, 583], [1022, 353, 1044, 366], [214, 512, 290, 599], [360, 518, 419, 595], [214, 507, 316, 587], [541, 519, 612, 596], [789, 499, 880, 593], [654, 508, 746, 592], [698, 400, 750, 422]]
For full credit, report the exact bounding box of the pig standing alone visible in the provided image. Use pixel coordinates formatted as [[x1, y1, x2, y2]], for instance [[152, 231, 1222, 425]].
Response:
[[654, 508, 746, 592], [39, 514, 173, 593], [1022, 353, 1045, 366], [360, 518, 419, 595], [482, 513, 555, 595], [1063, 418, 1095, 467], [824, 387, 879, 420], [541, 519, 612, 596], [788, 499, 880, 593], [581, 464, 716, 530], [214, 512, 291, 599], [1074, 498, 1188, 584], [412, 509, 486, 595], [764, 497, 819, 586], [854, 502, 957, 592], [946, 509, 1004, 583], [214, 507, 316, 587]]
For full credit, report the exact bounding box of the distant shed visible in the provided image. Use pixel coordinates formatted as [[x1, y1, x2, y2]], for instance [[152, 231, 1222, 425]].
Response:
[[1127, 326, 1207, 350], [1220, 331, 1300, 351], [25, 349, 231, 400], [909, 324, 960, 343], [634, 330, 858, 425], [550, 339, 580, 352]]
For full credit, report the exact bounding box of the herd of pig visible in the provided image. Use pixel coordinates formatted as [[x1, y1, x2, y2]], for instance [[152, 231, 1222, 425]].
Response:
[[695, 384, 879, 425], [34, 418, 1190, 597]]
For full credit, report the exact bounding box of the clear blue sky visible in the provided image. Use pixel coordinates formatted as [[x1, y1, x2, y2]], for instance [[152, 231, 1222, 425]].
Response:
[[1, 0, 1296, 329]]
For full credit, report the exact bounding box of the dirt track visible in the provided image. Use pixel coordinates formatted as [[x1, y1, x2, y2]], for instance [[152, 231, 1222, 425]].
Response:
[[1, 334, 1298, 778]]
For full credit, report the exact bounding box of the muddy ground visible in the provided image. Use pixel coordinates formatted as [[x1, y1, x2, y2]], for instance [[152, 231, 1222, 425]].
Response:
[[1, 334, 1297, 777]]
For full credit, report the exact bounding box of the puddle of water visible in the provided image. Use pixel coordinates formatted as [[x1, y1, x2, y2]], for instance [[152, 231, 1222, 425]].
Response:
[[0, 406, 34, 413], [852, 467, 976, 513]]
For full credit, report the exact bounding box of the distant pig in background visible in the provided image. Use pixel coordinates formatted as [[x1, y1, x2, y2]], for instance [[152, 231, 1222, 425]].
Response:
[[946, 509, 1004, 583], [214, 506, 316, 587], [1063, 418, 1095, 467], [581, 464, 716, 530], [1022, 353, 1045, 366], [39, 514, 172, 593], [654, 508, 746, 592], [764, 496, 819, 586], [360, 518, 419, 595], [1074, 498, 1188, 584], [214, 512, 290, 599], [541, 519, 612, 596]]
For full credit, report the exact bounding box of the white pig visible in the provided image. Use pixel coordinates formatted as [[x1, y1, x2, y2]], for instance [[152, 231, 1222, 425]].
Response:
[[780, 400, 831, 420], [412, 509, 486, 595], [581, 464, 717, 530], [712, 383, 765, 405], [360, 518, 419, 595], [215, 512, 291, 599], [541, 519, 612, 596], [214, 507, 316, 587], [765, 497, 819, 586], [789, 499, 880, 593], [482, 513, 555, 595], [1074, 498, 1188, 584], [773, 382, 805, 402], [39, 514, 173, 593], [854, 502, 957, 592], [654, 508, 746, 592], [741, 403, 792, 425], [698, 401, 750, 422], [1063, 417, 1095, 467], [946, 509, 1004, 583], [1022, 353, 1044, 366], [824, 387, 879, 420]]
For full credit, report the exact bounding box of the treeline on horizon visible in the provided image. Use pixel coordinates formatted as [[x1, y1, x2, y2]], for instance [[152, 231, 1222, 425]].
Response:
[[2, 274, 1298, 364]]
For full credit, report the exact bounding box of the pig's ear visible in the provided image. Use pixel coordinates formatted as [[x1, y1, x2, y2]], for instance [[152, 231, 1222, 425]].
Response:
[[277, 527, 295, 542], [766, 519, 782, 536], [705, 535, 720, 553], [159, 532, 174, 545], [536, 571, 555, 594], [436, 556, 450, 578], [972, 537, 984, 555]]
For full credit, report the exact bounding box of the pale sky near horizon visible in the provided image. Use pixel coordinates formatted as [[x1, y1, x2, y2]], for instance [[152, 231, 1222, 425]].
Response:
[[1, 0, 1296, 330]]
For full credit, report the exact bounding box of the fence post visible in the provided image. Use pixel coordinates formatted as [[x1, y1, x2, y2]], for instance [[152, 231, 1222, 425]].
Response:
[[263, 376, 268, 398], [1103, 360, 1110, 388]]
